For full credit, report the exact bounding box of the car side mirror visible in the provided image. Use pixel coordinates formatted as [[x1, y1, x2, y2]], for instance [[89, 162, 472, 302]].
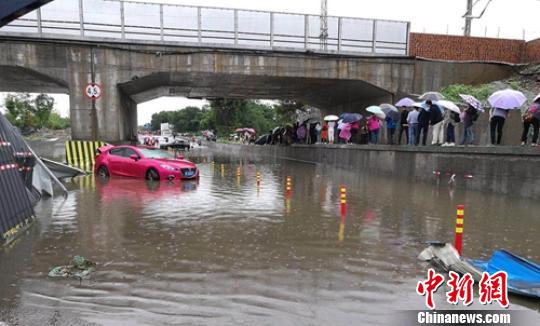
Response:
[[130, 154, 139, 161]]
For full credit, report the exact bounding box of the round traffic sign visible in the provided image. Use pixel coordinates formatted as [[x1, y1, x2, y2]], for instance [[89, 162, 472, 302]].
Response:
[[84, 83, 102, 99]]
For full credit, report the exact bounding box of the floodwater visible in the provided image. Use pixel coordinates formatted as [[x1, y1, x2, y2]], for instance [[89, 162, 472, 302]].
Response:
[[1, 149, 539, 325]]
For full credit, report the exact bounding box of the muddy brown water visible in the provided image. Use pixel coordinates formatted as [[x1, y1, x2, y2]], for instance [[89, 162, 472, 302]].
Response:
[[1, 149, 539, 325]]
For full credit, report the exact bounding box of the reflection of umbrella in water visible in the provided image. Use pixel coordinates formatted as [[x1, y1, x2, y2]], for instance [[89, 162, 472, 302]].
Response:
[[488, 89, 526, 110], [324, 115, 339, 121], [436, 100, 461, 114], [395, 97, 415, 107], [339, 112, 363, 123], [419, 91, 445, 101], [366, 106, 386, 119], [379, 103, 400, 121]]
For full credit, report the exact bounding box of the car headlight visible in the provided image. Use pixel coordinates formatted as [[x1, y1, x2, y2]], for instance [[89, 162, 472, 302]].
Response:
[[160, 164, 176, 171]]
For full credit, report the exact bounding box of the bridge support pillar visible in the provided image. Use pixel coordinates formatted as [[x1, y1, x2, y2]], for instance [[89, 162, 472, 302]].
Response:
[[68, 48, 136, 143]]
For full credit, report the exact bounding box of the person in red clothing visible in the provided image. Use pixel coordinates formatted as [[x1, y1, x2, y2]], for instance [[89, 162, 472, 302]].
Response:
[[321, 122, 328, 143]]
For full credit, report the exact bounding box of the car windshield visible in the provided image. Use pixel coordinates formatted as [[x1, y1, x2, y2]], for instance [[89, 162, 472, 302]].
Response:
[[138, 148, 176, 159]]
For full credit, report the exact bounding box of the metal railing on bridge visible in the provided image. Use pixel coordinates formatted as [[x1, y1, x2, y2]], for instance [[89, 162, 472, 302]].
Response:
[[0, 0, 410, 56]]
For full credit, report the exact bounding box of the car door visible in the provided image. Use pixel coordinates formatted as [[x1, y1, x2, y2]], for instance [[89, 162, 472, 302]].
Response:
[[108, 148, 126, 176], [121, 147, 143, 178]]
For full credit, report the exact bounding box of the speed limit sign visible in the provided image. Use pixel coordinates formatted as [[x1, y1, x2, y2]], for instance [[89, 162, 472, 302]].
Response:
[[84, 83, 102, 99]]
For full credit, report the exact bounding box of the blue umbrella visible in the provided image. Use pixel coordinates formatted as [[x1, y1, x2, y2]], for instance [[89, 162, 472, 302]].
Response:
[[339, 113, 363, 123]]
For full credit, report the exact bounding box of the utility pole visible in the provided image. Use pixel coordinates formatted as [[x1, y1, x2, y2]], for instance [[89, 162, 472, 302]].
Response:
[[320, 0, 328, 50], [464, 0, 473, 36]]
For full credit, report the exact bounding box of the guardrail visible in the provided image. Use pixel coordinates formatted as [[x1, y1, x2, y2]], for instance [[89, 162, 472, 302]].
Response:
[[0, 0, 410, 56]]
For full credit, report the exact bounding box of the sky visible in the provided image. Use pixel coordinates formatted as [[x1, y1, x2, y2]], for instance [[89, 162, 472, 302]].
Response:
[[1, 0, 539, 124]]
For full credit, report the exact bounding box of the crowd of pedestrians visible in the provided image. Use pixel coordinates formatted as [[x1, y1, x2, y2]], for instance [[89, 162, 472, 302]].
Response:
[[264, 90, 540, 147]]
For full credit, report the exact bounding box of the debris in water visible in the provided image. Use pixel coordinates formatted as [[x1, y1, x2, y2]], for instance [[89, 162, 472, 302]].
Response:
[[48, 255, 96, 281]]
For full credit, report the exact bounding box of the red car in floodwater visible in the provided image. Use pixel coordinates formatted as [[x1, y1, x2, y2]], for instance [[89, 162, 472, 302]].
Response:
[[94, 145, 199, 181]]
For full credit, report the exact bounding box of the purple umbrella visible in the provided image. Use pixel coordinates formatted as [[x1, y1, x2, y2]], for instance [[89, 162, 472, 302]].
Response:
[[488, 89, 526, 110], [395, 97, 415, 107], [459, 94, 483, 111]]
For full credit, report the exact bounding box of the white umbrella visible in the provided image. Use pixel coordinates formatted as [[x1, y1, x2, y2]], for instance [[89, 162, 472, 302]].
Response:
[[366, 106, 386, 119], [488, 89, 526, 110], [533, 93, 540, 103], [436, 100, 461, 114], [324, 115, 339, 121]]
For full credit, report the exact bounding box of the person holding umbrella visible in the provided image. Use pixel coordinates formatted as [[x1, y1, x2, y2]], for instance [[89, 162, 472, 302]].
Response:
[[417, 102, 431, 146], [407, 104, 421, 145], [385, 115, 396, 145], [367, 114, 381, 144], [397, 106, 409, 145], [460, 104, 479, 146], [521, 95, 540, 146], [488, 88, 527, 145], [489, 107, 509, 145]]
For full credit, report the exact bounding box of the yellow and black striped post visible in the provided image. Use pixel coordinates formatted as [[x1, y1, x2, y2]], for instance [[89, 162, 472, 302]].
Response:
[[220, 163, 225, 177], [256, 171, 261, 187], [340, 185, 347, 216], [454, 205, 465, 255], [65, 140, 105, 172]]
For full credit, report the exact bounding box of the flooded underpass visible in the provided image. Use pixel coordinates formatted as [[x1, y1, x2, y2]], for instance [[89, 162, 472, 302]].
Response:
[[1, 149, 539, 325]]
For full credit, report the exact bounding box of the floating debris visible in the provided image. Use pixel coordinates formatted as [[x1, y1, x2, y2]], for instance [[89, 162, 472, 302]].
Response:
[[48, 255, 96, 280]]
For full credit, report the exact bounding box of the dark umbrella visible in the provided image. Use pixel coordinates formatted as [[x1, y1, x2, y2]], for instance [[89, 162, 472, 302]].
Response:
[[339, 112, 363, 123], [380, 103, 400, 122], [419, 92, 445, 101]]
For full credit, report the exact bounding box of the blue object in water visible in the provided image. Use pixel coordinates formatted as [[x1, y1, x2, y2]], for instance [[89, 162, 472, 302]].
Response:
[[468, 250, 540, 298]]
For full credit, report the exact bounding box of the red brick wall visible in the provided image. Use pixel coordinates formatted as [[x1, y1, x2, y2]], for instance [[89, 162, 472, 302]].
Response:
[[409, 33, 525, 64], [524, 38, 540, 63]]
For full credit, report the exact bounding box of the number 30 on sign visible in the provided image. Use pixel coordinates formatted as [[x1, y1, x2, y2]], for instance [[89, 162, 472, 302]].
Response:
[[84, 83, 102, 99]]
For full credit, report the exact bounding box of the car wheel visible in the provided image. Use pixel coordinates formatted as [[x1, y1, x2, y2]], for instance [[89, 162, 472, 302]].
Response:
[[146, 168, 160, 181], [97, 165, 109, 178]]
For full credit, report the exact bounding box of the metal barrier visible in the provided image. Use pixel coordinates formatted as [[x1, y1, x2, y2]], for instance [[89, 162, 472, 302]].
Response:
[[0, 0, 410, 56]]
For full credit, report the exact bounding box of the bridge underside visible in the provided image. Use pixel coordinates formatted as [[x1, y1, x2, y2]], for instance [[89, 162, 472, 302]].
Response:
[[0, 38, 516, 142], [0, 65, 68, 94], [119, 72, 392, 113]]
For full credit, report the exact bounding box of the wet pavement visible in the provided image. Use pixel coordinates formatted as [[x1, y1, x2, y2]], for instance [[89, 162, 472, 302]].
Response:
[[1, 149, 539, 325]]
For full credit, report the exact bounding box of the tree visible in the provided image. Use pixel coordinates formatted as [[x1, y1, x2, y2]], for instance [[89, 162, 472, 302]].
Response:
[[34, 94, 54, 128], [46, 111, 70, 129], [4, 93, 58, 130], [148, 99, 296, 137], [5, 94, 37, 130]]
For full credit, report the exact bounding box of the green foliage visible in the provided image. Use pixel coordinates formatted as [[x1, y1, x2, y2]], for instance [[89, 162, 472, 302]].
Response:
[[440, 83, 493, 102], [4, 93, 62, 130], [34, 93, 54, 128], [46, 111, 71, 129], [149, 99, 296, 137], [5, 94, 37, 129], [507, 80, 521, 90]]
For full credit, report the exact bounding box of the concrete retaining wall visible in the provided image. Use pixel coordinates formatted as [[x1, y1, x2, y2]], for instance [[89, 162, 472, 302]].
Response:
[[208, 143, 540, 199]]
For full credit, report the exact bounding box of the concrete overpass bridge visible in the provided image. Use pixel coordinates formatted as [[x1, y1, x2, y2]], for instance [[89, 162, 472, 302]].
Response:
[[0, 0, 515, 142]]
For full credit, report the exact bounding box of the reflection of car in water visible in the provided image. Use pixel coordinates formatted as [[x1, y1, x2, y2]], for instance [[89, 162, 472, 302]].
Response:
[[95, 145, 199, 181], [95, 177, 199, 205]]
